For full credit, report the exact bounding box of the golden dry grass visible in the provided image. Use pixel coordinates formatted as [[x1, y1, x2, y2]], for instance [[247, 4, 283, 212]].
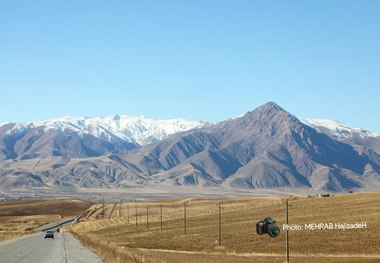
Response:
[[0, 199, 92, 242], [69, 191, 380, 263]]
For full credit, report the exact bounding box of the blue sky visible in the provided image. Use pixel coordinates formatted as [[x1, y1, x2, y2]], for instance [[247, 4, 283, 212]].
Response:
[[1, 1, 379, 132]]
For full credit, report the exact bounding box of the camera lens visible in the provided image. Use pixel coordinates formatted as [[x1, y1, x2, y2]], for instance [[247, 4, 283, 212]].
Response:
[[268, 225, 280, 238]]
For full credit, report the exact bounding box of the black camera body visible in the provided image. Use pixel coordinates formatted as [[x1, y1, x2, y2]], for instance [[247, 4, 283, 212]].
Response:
[[256, 216, 280, 238]]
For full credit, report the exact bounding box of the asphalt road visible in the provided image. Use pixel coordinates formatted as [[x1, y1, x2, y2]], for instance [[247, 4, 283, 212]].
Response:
[[0, 221, 104, 263], [37, 217, 77, 232]]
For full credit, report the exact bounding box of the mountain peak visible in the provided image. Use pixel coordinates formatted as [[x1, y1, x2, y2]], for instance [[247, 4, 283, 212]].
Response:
[[258, 102, 284, 111], [242, 102, 289, 121], [0, 115, 208, 159]]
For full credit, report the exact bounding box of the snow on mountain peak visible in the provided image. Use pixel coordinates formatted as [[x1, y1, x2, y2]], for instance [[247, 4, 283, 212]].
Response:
[[3, 114, 376, 146], [300, 118, 379, 140], [1, 115, 208, 145]]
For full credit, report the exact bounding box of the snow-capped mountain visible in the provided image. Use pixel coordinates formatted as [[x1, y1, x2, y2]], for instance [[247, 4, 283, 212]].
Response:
[[301, 118, 380, 155], [0, 115, 208, 161], [2, 115, 208, 145], [1, 103, 379, 193], [300, 119, 379, 140]]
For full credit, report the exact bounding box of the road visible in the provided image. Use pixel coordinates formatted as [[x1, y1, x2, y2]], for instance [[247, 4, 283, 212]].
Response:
[[37, 216, 77, 232], [0, 220, 104, 263]]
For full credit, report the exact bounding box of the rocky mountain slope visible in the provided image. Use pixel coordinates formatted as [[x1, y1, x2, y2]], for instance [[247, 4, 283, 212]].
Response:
[[301, 118, 380, 155], [1, 103, 379, 193], [0, 116, 207, 160]]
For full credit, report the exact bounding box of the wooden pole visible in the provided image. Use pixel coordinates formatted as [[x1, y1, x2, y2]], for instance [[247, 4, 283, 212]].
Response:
[[184, 202, 187, 235], [146, 206, 149, 230], [285, 199, 289, 263], [160, 204, 163, 230], [218, 203, 222, 246], [127, 205, 129, 223], [135, 206, 138, 226]]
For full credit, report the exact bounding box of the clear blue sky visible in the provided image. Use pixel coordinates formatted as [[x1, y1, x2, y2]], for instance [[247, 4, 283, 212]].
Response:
[[1, 1, 379, 132]]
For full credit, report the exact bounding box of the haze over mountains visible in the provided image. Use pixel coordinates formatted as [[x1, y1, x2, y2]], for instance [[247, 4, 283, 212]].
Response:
[[1, 102, 379, 194]]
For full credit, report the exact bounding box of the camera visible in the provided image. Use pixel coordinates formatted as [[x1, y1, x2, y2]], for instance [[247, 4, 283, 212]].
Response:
[[256, 216, 280, 238]]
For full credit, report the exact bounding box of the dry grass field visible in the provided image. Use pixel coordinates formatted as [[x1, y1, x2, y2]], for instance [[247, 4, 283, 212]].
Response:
[[0, 199, 92, 242], [69, 191, 380, 263]]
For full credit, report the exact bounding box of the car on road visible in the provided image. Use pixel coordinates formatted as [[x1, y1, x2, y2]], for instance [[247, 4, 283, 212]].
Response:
[[44, 230, 54, 239]]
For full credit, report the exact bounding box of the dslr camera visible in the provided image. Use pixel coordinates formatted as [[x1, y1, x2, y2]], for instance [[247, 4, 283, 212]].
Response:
[[256, 216, 280, 238]]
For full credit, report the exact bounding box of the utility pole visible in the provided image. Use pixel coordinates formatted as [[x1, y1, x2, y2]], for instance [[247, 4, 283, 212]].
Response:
[[160, 204, 163, 230], [282, 198, 290, 263], [217, 202, 222, 246], [146, 206, 149, 230], [183, 202, 187, 235], [127, 205, 129, 223], [135, 206, 138, 226]]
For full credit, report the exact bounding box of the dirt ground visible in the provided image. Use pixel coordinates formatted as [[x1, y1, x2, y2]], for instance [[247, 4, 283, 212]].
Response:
[[69, 191, 380, 263]]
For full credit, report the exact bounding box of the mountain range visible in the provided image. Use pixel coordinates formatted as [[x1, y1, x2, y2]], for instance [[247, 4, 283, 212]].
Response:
[[0, 115, 207, 161], [1, 102, 379, 193]]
